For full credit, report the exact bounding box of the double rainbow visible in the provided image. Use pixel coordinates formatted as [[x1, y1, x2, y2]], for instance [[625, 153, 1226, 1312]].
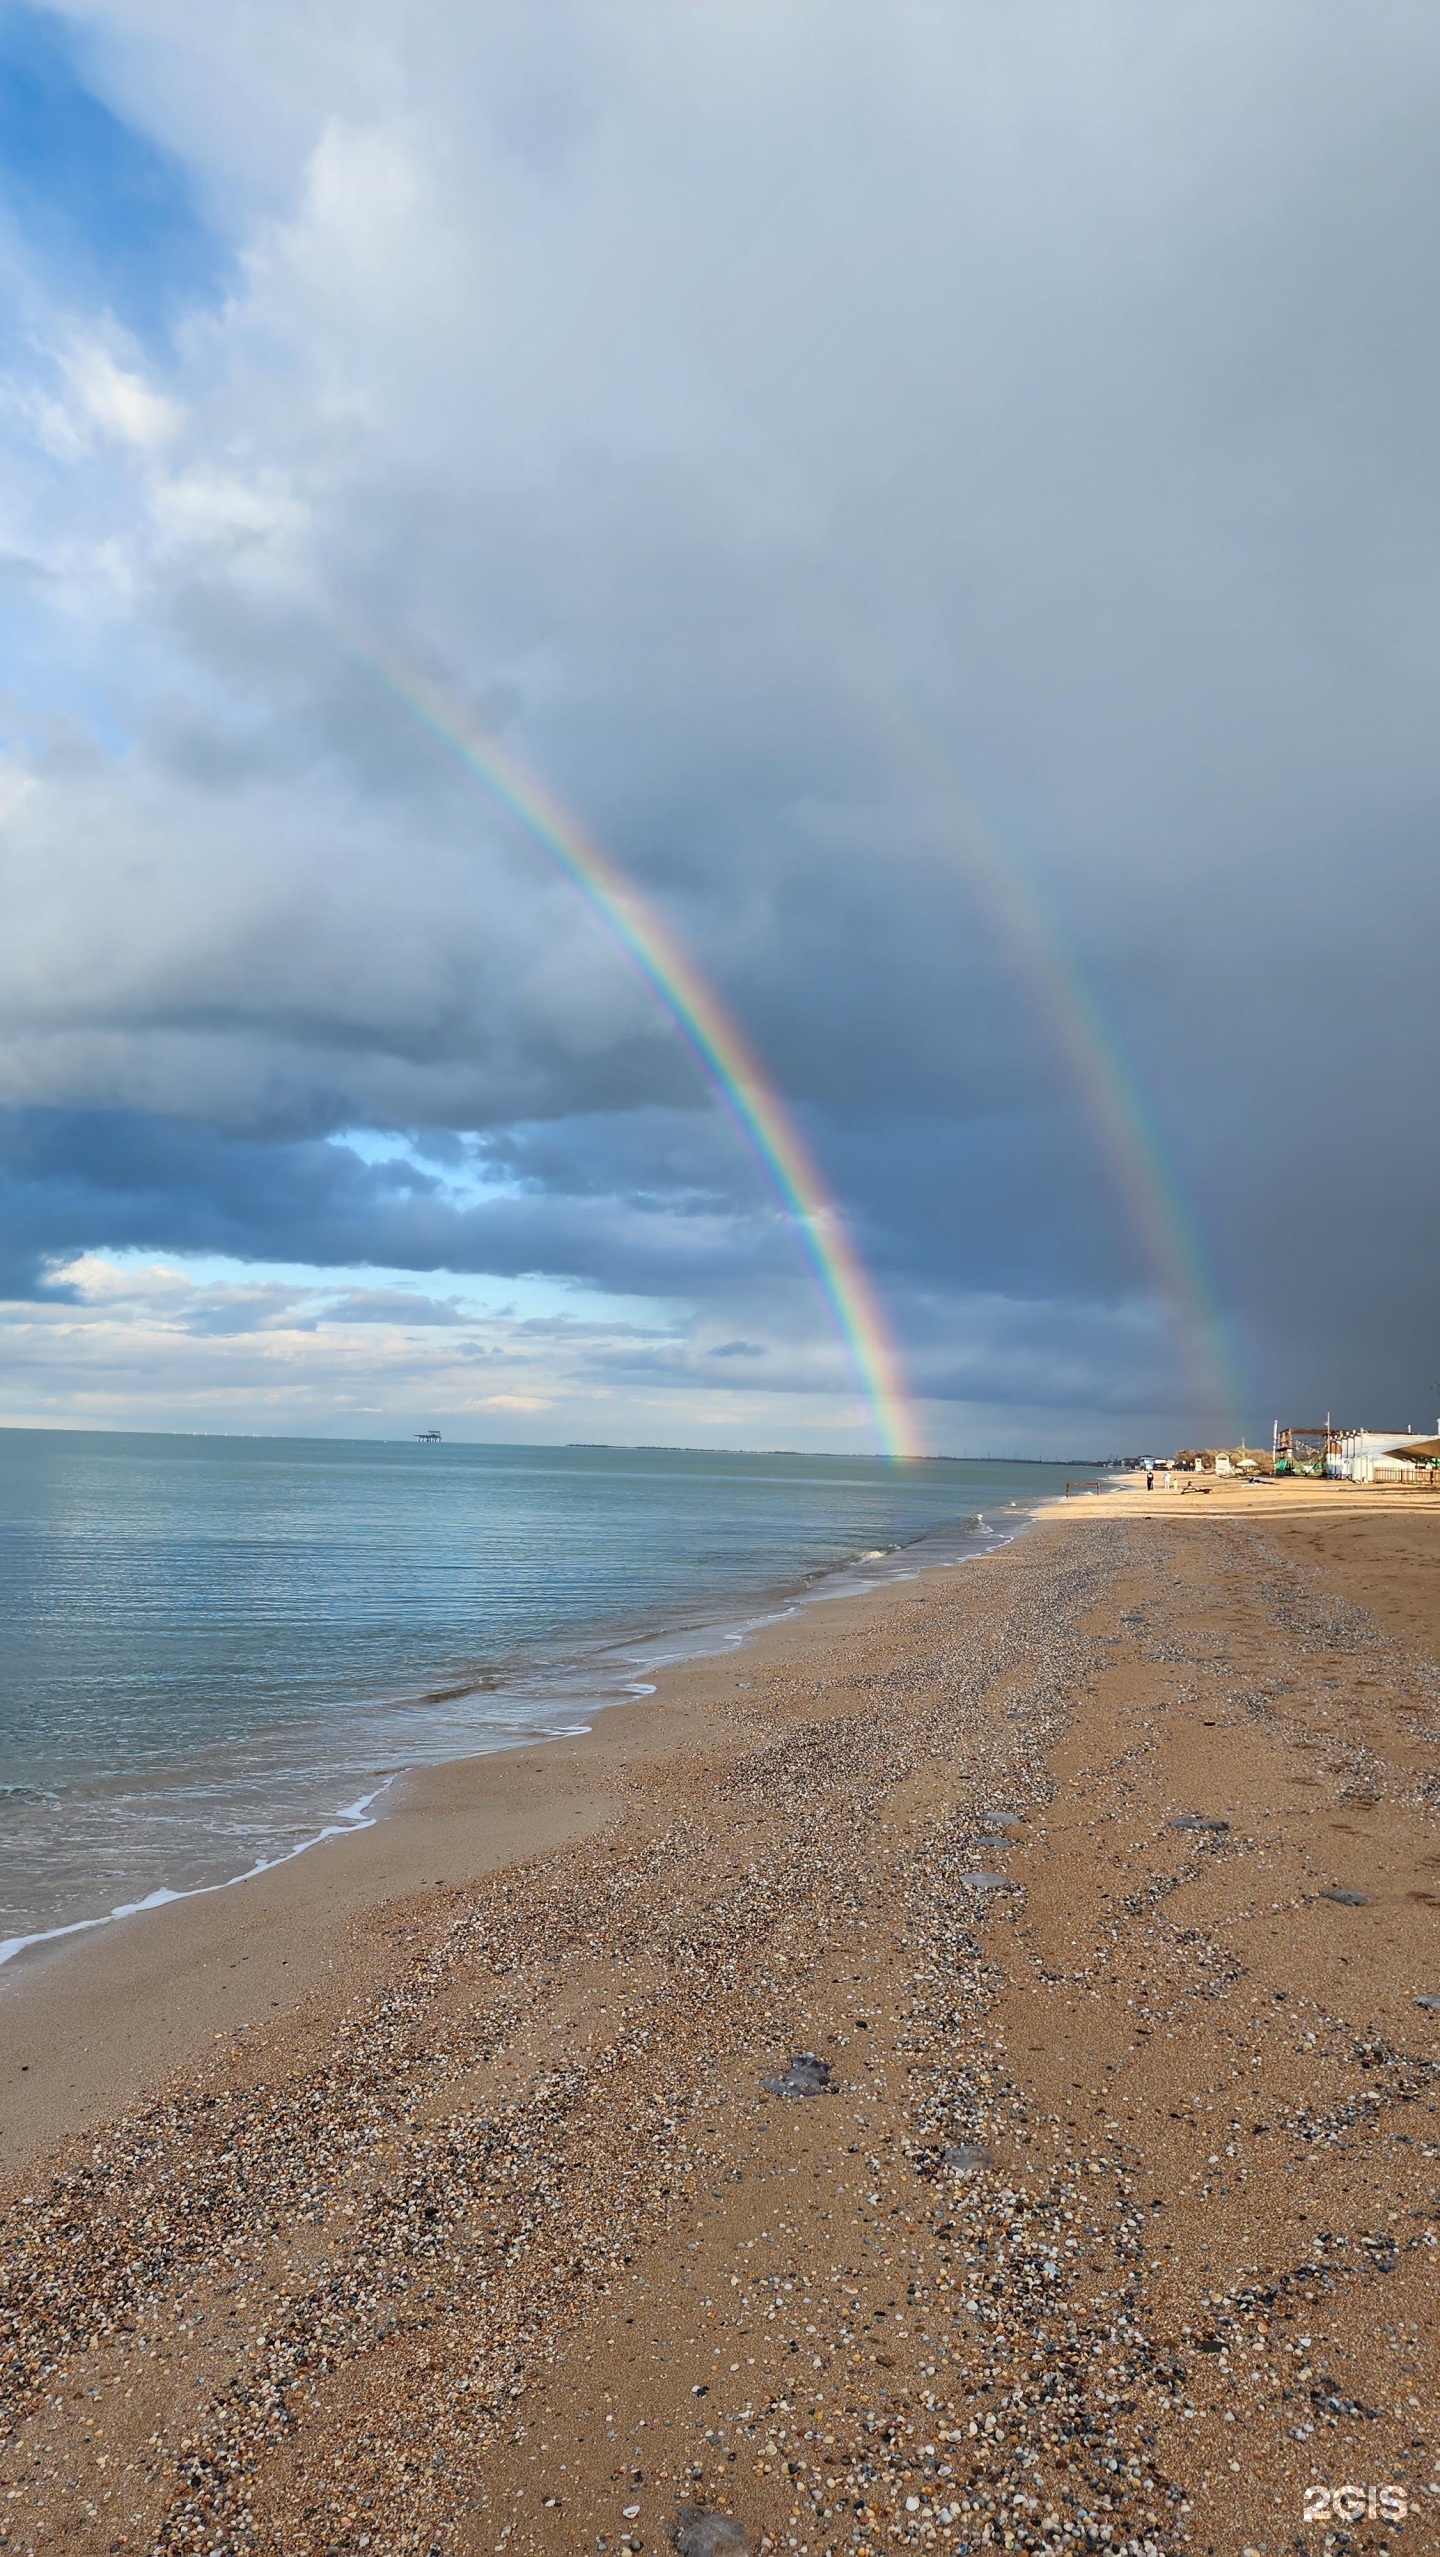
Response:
[[334, 636, 922, 1463]]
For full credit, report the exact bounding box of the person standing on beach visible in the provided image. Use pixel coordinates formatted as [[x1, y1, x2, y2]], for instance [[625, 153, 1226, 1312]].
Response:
[[1145, 1462, 1154, 1491]]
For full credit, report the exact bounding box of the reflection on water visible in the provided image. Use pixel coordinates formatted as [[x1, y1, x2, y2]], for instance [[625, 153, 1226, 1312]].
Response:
[[0, 1432, 1073, 1957]]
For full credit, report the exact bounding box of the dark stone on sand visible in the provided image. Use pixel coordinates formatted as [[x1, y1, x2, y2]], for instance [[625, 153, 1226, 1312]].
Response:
[[672, 2507, 750, 2556], [1415, 1993, 1440, 2012], [1169, 1814, 1230, 1833], [761, 2052, 832, 2098], [1318, 1887, 1369, 1906]]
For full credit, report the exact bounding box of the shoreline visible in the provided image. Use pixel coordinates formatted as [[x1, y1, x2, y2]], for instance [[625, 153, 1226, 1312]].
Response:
[[5, 1483, 1436, 2557], [0, 1526, 1029, 2174], [0, 1492, 1040, 1993], [1, 1438, 1065, 1992]]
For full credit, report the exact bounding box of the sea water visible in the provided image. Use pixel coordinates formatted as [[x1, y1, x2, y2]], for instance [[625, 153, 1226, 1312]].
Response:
[[0, 1430, 1076, 1962]]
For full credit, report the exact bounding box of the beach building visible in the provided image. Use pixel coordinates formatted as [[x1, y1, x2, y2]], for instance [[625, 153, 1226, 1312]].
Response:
[[1325, 1428, 1420, 1484], [1379, 1432, 1440, 1478]]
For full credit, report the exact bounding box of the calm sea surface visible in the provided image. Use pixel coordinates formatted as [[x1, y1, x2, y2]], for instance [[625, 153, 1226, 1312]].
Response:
[[0, 1431, 1076, 1961]]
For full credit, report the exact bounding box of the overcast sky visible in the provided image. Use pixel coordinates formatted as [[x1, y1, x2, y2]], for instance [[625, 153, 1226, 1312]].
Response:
[[1, 1, 1437, 1454]]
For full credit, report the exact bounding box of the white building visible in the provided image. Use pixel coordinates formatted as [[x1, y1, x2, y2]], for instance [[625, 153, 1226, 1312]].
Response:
[[1325, 1429, 1420, 1484]]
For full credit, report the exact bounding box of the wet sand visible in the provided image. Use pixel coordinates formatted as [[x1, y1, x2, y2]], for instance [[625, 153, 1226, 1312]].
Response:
[[1, 1488, 1438, 2557], [0, 1566, 991, 2170]]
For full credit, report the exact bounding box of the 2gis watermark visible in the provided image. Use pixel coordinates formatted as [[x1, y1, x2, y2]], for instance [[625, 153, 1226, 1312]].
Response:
[[1302, 2482, 1409, 2526]]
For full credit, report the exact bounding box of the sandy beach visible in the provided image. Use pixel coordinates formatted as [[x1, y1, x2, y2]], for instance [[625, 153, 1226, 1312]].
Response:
[[2, 1486, 1438, 2557]]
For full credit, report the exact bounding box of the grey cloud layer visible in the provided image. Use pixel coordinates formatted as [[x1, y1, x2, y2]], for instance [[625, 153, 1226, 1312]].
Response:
[[4, 2, 1439, 1436]]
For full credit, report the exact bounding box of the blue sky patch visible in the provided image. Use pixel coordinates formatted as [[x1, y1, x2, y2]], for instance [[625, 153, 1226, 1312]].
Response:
[[0, 3, 227, 336]]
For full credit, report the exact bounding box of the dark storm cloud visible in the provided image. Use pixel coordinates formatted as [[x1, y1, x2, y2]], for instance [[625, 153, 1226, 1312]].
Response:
[[0, 1108, 789, 1304], [0, 1102, 1172, 1425], [4, 2, 1440, 1437]]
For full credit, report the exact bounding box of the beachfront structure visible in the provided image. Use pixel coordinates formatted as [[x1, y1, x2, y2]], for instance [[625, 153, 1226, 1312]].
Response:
[[1272, 1423, 1340, 1474], [1381, 1433, 1440, 1475], [1173, 1446, 1269, 1474], [1325, 1429, 1419, 1484]]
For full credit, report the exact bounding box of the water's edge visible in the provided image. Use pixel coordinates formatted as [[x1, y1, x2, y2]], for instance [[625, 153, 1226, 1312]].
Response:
[[0, 1495, 1053, 1975]]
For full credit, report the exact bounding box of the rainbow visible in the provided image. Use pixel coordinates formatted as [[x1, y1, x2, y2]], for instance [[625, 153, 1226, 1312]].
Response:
[[328, 632, 922, 1462], [836, 648, 1244, 1437]]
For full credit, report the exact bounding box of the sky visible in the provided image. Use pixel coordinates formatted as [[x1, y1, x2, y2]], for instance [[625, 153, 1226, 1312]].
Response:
[[1, 1, 1438, 1456]]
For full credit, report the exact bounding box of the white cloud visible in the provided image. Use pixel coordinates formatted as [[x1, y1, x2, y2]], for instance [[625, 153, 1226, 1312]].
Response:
[[0, 1252, 1174, 1451], [58, 337, 184, 450], [148, 462, 307, 555]]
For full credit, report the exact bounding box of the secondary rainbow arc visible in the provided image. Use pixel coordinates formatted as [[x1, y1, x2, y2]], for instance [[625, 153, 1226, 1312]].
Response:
[[329, 632, 921, 1463], [827, 640, 1244, 1438]]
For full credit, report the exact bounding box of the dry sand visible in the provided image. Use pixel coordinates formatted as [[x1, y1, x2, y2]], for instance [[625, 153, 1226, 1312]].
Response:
[[2, 1487, 1438, 2557]]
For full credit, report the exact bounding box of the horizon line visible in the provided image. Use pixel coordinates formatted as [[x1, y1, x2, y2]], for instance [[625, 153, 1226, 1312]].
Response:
[[0, 1417, 1120, 1464]]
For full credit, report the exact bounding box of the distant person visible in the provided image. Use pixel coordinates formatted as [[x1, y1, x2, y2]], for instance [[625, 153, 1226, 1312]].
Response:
[[1145, 1463, 1154, 1491]]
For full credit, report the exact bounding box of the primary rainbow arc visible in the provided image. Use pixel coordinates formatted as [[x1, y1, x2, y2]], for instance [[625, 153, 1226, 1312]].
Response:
[[333, 634, 921, 1463]]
